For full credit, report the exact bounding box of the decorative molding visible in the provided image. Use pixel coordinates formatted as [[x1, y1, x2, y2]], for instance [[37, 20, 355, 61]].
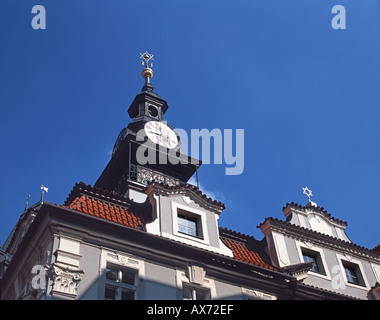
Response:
[[242, 288, 277, 300], [49, 264, 84, 298], [303, 241, 313, 249], [187, 265, 206, 286], [117, 253, 140, 266], [175, 268, 216, 299], [182, 195, 193, 205], [145, 182, 225, 214], [55, 249, 82, 268]]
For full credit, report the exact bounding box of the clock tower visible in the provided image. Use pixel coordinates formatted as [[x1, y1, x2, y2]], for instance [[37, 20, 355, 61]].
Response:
[[95, 52, 200, 196]]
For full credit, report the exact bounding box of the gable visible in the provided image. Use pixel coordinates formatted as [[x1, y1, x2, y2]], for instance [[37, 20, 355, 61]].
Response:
[[283, 202, 349, 241], [144, 183, 232, 257]]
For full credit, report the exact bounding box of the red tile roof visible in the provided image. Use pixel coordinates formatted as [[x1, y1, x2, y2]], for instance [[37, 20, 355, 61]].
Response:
[[63, 182, 276, 271], [65, 194, 145, 230], [221, 238, 276, 271], [219, 228, 277, 271]]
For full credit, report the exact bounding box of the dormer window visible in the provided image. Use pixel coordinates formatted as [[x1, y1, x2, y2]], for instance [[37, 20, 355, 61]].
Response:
[[302, 252, 320, 273], [171, 202, 209, 244], [301, 248, 326, 275], [177, 209, 203, 238], [342, 261, 365, 286], [334, 253, 369, 289]]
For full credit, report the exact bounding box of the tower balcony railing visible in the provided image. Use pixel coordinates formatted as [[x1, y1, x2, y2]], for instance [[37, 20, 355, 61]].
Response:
[[129, 164, 185, 187]]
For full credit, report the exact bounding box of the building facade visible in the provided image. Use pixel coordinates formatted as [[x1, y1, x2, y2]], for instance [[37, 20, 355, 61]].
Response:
[[1, 56, 379, 300]]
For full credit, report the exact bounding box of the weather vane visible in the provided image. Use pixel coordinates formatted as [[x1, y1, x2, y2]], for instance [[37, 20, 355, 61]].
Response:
[[25, 193, 30, 211], [302, 187, 313, 202], [41, 185, 48, 202], [139, 51, 154, 84]]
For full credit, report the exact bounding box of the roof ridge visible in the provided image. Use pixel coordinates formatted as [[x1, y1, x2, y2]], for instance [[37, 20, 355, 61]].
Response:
[[63, 192, 146, 231], [219, 227, 256, 242], [283, 202, 347, 226], [370, 243, 380, 255], [64, 182, 131, 208]]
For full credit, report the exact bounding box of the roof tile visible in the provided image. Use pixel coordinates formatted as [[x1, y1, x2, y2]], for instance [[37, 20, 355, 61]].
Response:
[[219, 228, 277, 271], [64, 194, 145, 230], [63, 183, 277, 272]]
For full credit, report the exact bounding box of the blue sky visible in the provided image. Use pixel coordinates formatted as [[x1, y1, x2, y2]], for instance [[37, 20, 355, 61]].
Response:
[[1, 0, 379, 250]]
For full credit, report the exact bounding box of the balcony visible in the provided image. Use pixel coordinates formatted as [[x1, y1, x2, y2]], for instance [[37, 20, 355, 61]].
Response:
[[129, 164, 184, 187]]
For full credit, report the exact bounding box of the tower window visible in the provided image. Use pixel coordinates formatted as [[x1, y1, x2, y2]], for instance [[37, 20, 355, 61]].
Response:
[[342, 261, 364, 286], [301, 248, 325, 275], [148, 105, 158, 117]]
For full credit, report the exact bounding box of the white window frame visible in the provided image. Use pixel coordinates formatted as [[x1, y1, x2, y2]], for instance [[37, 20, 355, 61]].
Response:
[[295, 241, 331, 280], [182, 283, 211, 300], [171, 202, 210, 246], [104, 263, 138, 300], [335, 253, 370, 290], [100, 249, 145, 300]]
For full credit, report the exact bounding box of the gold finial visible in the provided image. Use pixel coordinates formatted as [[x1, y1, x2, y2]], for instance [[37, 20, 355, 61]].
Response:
[[140, 51, 154, 83]]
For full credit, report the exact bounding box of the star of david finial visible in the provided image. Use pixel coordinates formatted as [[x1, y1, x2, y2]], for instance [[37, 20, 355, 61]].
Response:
[[302, 187, 313, 202], [302, 187, 318, 207]]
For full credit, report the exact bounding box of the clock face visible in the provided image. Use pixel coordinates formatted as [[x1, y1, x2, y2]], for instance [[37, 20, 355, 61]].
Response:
[[144, 121, 178, 149]]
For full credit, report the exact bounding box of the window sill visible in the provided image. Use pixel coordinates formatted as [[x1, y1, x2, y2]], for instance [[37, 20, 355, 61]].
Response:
[[309, 270, 327, 277], [178, 231, 204, 240]]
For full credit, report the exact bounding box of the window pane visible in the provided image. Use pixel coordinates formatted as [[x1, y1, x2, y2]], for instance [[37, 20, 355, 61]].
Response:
[[186, 227, 197, 236], [195, 289, 208, 300], [183, 285, 209, 300], [344, 266, 359, 284], [183, 286, 193, 300], [106, 269, 118, 282], [178, 216, 186, 225], [121, 289, 135, 300], [178, 224, 188, 234], [302, 252, 320, 273], [187, 220, 197, 229], [178, 216, 198, 237], [122, 270, 135, 285], [105, 286, 117, 300]]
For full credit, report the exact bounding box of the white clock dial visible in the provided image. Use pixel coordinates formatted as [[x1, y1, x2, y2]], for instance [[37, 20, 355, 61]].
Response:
[[144, 121, 178, 149]]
